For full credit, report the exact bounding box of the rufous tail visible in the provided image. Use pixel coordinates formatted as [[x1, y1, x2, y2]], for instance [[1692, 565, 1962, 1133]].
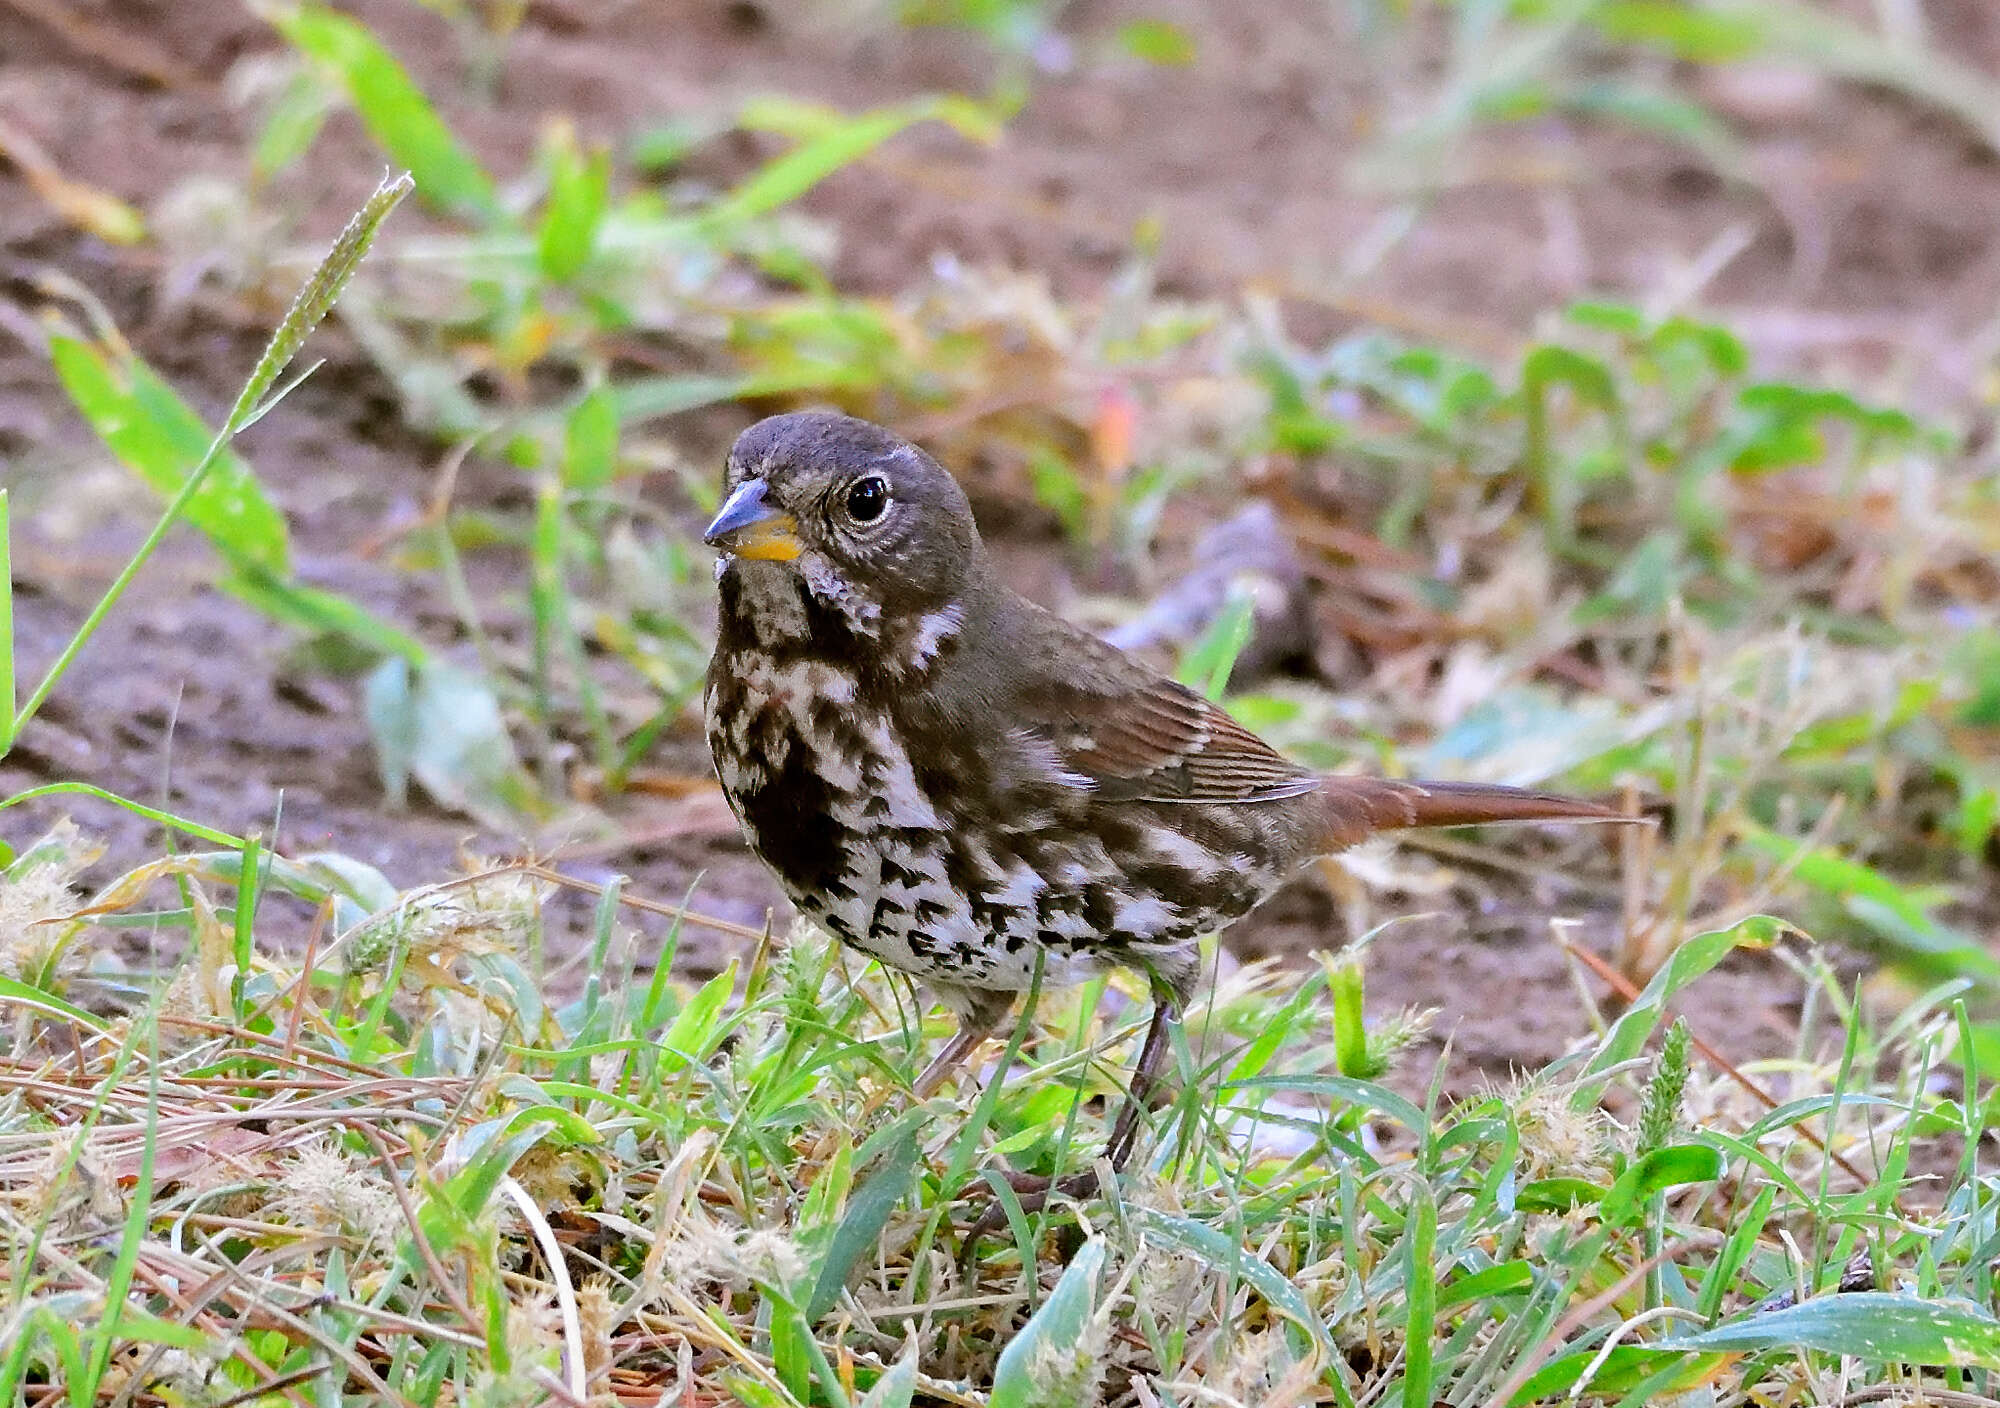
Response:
[[1317, 777, 1630, 852]]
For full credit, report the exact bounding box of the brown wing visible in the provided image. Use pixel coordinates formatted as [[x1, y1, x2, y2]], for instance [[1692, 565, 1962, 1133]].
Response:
[[1005, 604, 1319, 805]]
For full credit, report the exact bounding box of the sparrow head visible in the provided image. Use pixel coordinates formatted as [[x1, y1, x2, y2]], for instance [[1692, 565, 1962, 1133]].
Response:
[[705, 412, 984, 614]]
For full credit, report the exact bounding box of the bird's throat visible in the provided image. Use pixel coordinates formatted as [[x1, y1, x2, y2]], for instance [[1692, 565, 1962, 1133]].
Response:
[[718, 554, 888, 660]]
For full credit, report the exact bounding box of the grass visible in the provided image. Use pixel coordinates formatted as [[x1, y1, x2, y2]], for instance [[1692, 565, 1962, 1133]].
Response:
[[8, 0, 2000, 1402], [6, 841, 2000, 1404]]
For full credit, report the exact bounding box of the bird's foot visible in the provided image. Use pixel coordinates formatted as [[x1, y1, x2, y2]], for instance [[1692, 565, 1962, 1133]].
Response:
[[957, 1167, 1104, 1270]]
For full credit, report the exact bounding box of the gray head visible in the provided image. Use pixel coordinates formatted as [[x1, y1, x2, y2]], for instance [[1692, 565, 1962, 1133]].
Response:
[[704, 412, 986, 614]]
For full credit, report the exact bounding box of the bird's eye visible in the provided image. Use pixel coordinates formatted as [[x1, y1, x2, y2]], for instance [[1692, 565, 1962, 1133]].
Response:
[[844, 475, 890, 524]]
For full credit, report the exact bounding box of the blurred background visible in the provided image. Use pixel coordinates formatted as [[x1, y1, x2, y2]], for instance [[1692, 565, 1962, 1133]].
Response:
[[4, 0, 2000, 1086]]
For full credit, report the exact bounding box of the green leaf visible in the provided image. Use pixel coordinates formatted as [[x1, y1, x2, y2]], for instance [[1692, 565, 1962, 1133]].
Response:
[[796, 1139, 855, 1263], [1562, 81, 1745, 176], [1584, 915, 1786, 1085], [538, 136, 612, 281], [361, 659, 540, 827], [1519, 341, 1625, 544], [100, 1308, 208, 1352], [1664, 1292, 2000, 1367], [1699, 1182, 1777, 1321], [1591, 2, 1765, 62], [1566, 301, 1647, 336], [1438, 1261, 1534, 1310], [1226, 1074, 1429, 1136], [48, 335, 290, 577], [806, 1134, 918, 1320], [658, 961, 738, 1067], [363, 655, 417, 808], [630, 116, 717, 173], [1402, 1183, 1437, 1408], [1522, 344, 1622, 419], [0, 971, 107, 1031], [1514, 1177, 1607, 1214], [252, 64, 336, 181], [563, 385, 620, 490], [1138, 1210, 1334, 1361], [1652, 314, 1750, 377], [1176, 588, 1257, 701], [224, 566, 426, 663], [270, 3, 498, 219], [1118, 19, 1197, 66], [1599, 1143, 1723, 1226], [990, 1237, 1107, 1408], [420, 1112, 591, 1252], [706, 95, 1001, 231], [1736, 823, 1998, 983], [1511, 1345, 1725, 1405]]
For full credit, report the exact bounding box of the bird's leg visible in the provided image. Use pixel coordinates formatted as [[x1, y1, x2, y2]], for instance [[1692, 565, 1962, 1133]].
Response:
[[960, 997, 1178, 1260], [1100, 999, 1175, 1170], [911, 984, 1013, 1099], [912, 1018, 997, 1099]]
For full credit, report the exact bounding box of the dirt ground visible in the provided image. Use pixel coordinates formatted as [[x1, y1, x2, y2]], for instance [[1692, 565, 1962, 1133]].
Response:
[[3, 0, 1993, 1082]]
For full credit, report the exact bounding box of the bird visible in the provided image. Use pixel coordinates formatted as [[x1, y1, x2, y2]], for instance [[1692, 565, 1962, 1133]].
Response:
[[701, 410, 1625, 1222]]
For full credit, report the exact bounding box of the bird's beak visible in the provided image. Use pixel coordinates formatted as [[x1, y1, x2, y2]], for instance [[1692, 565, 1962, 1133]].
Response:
[[702, 478, 802, 562]]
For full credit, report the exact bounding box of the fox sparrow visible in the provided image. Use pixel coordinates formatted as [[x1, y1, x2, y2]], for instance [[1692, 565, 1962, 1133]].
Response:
[[702, 411, 1620, 1218]]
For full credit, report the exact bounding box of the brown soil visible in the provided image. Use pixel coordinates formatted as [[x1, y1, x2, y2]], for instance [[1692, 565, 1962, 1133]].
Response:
[[4, 0, 1992, 1078]]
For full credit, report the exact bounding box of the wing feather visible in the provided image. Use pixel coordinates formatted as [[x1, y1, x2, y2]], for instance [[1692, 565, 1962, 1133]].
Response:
[[1004, 605, 1318, 805]]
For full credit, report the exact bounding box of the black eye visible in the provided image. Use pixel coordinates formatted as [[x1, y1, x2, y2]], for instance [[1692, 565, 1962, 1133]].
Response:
[[844, 475, 890, 524]]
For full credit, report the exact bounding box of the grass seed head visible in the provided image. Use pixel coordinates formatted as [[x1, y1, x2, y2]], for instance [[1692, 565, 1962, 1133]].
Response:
[[736, 1227, 809, 1295], [270, 1134, 401, 1247], [1635, 1016, 1692, 1155], [146, 1344, 229, 1403], [579, 1275, 617, 1396], [1505, 1076, 1612, 1183], [468, 1293, 564, 1408], [345, 866, 548, 977], [0, 819, 99, 991], [1022, 1310, 1111, 1408]]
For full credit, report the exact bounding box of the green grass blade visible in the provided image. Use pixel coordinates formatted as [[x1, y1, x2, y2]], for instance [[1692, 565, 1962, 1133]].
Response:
[[1402, 1182, 1438, 1406], [806, 1135, 919, 1320], [1583, 914, 1786, 1086], [270, 5, 498, 219], [989, 1236, 1107, 1408], [0, 782, 247, 847], [232, 831, 262, 1022], [45, 333, 293, 577], [78, 1018, 162, 1401], [704, 96, 999, 232], [21, 172, 411, 742], [1663, 1292, 2000, 1366]]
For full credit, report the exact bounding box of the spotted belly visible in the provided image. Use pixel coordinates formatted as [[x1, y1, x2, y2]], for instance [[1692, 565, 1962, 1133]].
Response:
[[705, 649, 1273, 993]]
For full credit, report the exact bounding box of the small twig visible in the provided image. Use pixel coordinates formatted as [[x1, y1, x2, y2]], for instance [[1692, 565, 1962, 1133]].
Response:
[[1830, 1389, 2000, 1408], [416, 860, 772, 944], [1397, 830, 1626, 899], [1563, 1305, 1707, 1404], [187, 1226, 419, 1408], [349, 1119, 485, 1340], [207, 1366, 333, 1408], [0, 0, 209, 88], [280, 896, 332, 1066], [109, 1254, 310, 1408]]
